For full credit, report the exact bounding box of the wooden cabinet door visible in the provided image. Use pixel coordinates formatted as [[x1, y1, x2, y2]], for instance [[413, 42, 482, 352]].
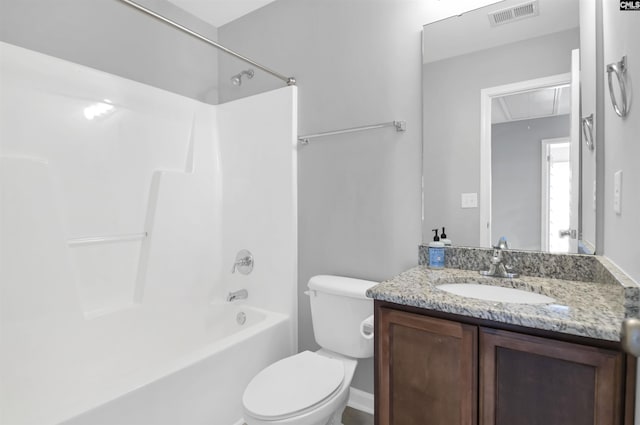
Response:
[[480, 327, 625, 425], [376, 307, 477, 425]]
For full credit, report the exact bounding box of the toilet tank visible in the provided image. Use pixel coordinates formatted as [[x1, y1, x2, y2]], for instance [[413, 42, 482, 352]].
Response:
[[307, 275, 377, 358]]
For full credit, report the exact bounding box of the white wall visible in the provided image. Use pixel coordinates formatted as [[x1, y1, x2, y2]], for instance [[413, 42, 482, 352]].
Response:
[[0, 42, 216, 423], [0, 0, 219, 103], [217, 87, 298, 340], [0, 40, 297, 323], [423, 29, 579, 246], [0, 42, 217, 318], [491, 115, 570, 251], [218, 0, 424, 392]]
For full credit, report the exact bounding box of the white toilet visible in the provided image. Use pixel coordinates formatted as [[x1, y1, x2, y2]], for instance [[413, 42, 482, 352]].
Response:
[[242, 275, 377, 425]]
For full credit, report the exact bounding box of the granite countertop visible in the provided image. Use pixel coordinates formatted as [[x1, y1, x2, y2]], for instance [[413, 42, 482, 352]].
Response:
[[367, 265, 636, 342]]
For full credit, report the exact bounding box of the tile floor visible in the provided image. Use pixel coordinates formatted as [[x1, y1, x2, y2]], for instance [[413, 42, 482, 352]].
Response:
[[342, 407, 374, 425]]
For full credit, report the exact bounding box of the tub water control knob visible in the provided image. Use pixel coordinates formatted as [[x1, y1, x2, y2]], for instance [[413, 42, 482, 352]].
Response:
[[231, 249, 254, 275]]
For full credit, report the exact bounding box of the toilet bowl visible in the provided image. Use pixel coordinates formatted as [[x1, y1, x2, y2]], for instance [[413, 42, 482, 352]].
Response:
[[242, 350, 357, 425], [241, 275, 377, 425]]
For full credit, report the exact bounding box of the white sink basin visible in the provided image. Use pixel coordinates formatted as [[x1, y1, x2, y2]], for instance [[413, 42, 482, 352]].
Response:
[[436, 283, 555, 304]]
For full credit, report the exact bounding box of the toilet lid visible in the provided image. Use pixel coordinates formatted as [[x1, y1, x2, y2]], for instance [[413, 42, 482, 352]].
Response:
[[242, 351, 345, 420]]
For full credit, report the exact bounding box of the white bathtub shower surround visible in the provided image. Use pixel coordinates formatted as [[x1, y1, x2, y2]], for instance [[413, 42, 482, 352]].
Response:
[[217, 93, 298, 317], [0, 42, 297, 425]]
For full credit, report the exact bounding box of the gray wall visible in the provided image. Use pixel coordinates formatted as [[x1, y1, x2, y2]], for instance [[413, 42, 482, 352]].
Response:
[[422, 29, 580, 246], [0, 0, 219, 102], [492, 115, 570, 251], [218, 0, 424, 392], [601, 5, 640, 283], [601, 3, 640, 420]]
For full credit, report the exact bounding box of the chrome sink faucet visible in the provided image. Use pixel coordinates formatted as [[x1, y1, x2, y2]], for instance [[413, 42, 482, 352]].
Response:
[[227, 289, 248, 302], [479, 237, 519, 278]]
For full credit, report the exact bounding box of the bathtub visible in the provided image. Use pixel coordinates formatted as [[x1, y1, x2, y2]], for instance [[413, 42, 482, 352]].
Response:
[[1, 42, 298, 425], [0, 303, 292, 425]]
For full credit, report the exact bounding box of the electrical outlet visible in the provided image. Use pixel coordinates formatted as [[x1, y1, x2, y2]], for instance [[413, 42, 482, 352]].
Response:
[[614, 170, 622, 215], [461, 192, 478, 209]]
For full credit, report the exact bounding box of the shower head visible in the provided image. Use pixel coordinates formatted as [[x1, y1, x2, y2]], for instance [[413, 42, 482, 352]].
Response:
[[231, 69, 255, 86]]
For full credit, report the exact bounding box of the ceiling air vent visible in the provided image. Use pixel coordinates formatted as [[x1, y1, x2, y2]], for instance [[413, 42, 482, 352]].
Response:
[[488, 0, 539, 27]]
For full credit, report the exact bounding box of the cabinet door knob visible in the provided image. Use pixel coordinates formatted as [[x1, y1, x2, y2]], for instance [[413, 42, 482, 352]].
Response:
[[621, 318, 640, 357]]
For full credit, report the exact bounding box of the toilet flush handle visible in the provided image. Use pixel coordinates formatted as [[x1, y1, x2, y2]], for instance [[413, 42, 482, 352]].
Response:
[[360, 315, 374, 340]]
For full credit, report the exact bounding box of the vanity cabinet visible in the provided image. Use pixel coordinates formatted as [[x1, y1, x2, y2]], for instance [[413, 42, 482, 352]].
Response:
[[480, 327, 623, 425], [375, 302, 635, 425], [376, 307, 478, 425]]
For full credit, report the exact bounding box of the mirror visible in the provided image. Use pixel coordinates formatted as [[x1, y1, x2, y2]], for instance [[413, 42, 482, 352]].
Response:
[[421, 0, 597, 254]]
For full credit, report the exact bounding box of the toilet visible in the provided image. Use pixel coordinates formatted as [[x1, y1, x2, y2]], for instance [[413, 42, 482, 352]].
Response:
[[242, 275, 377, 425]]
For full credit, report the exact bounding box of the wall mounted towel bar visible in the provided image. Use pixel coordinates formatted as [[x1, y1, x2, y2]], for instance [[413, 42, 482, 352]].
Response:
[[298, 120, 406, 145], [67, 232, 148, 247]]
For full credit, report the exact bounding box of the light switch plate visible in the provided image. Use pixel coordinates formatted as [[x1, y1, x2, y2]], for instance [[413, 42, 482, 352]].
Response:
[[614, 170, 622, 214], [461, 192, 478, 209]]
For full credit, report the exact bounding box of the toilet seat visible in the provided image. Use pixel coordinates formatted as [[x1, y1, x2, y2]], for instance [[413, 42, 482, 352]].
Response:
[[242, 351, 345, 421]]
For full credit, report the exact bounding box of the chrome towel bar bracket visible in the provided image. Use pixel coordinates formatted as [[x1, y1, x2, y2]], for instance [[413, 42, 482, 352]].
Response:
[[606, 55, 629, 118]]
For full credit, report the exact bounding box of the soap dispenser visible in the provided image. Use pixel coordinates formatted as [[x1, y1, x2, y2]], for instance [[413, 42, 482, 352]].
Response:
[[428, 229, 445, 269], [440, 227, 452, 246]]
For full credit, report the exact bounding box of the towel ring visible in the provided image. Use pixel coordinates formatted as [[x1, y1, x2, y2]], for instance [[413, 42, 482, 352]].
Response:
[[606, 56, 629, 118], [582, 113, 594, 151]]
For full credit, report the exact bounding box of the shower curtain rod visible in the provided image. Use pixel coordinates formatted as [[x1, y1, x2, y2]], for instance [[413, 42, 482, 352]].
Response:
[[117, 0, 296, 86]]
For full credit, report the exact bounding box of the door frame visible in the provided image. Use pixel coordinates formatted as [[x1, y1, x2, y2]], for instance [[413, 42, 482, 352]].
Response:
[[479, 72, 572, 248]]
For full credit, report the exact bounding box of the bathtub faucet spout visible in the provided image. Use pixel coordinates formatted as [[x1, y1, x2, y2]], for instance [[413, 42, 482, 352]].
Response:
[[227, 289, 248, 302]]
